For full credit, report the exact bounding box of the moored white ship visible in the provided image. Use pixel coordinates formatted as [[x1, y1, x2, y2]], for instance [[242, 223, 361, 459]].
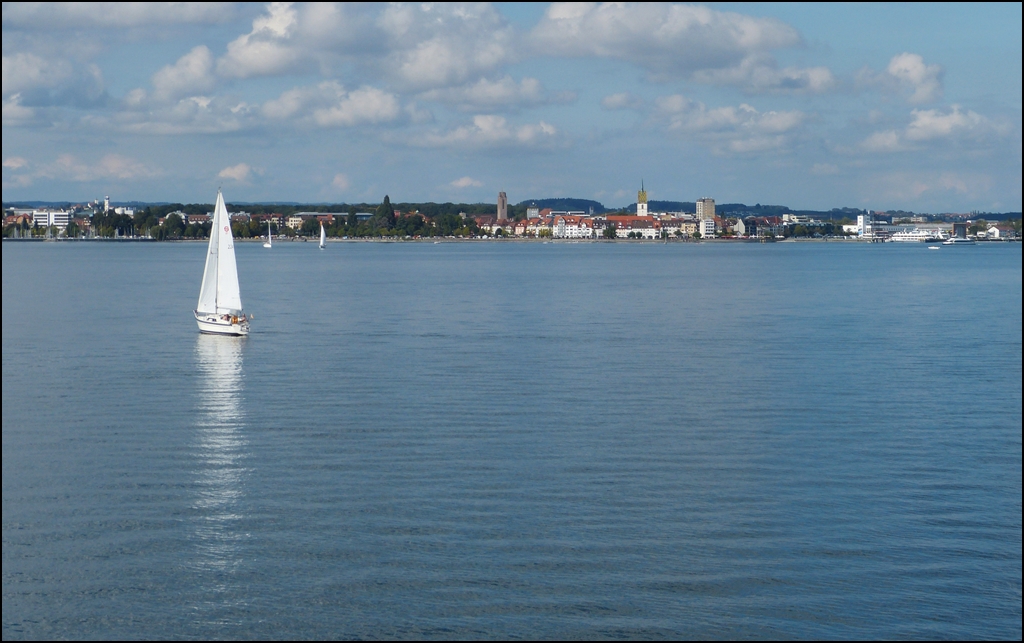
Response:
[[195, 190, 250, 336], [890, 228, 947, 243]]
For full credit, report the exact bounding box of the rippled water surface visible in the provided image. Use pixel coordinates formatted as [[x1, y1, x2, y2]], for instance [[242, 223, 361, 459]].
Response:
[[3, 240, 1021, 639]]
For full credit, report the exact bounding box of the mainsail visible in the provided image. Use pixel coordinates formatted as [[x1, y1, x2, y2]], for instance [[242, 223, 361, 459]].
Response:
[[197, 191, 243, 314]]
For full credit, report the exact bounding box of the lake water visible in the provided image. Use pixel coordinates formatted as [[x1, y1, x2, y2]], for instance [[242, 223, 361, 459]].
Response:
[[2, 240, 1021, 639]]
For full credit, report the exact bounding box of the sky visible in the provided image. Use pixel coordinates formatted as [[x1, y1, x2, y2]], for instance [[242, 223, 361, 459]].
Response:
[[2, 2, 1021, 211]]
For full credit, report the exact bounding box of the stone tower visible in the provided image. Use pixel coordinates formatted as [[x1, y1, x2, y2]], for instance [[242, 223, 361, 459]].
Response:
[[497, 191, 508, 221]]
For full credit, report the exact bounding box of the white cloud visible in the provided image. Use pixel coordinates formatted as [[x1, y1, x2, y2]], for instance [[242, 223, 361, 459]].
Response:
[[2, 53, 72, 96], [2, 94, 35, 124], [331, 173, 350, 190], [114, 94, 254, 135], [450, 176, 483, 188], [861, 130, 903, 152], [692, 55, 834, 94], [31, 153, 159, 182], [602, 92, 644, 110], [263, 81, 401, 127], [313, 86, 400, 127], [810, 163, 840, 176], [867, 170, 995, 202], [218, 1, 302, 78], [218, 163, 252, 182], [377, 3, 515, 91], [857, 53, 943, 104], [1, 3, 235, 29], [905, 105, 984, 141], [887, 53, 943, 104], [861, 105, 990, 152], [214, 3, 516, 92], [529, 3, 828, 93], [420, 76, 571, 111], [3, 156, 29, 169], [150, 46, 215, 102], [415, 115, 559, 149], [1, 52, 106, 112], [653, 94, 805, 153]]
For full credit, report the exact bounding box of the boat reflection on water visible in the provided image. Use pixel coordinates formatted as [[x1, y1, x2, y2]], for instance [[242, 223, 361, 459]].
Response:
[[191, 334, 249, 612]]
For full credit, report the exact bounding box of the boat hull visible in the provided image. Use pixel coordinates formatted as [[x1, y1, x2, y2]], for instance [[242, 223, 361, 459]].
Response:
[[195, 311, 249, 336]]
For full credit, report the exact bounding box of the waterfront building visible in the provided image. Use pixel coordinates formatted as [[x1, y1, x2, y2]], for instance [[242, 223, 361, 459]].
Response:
[[552, 214, 592, 238], [988, 224, 1018, 239], [637, 183, 649, 217], [700, 218, 715, 239], [32, 209, 72, 231], [857, 213, 873, 236]]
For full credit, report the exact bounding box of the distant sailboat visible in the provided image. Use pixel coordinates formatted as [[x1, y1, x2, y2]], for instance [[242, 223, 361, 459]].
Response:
[[319, 222, 326, 249], [263, 220, 272, 248], [195, 190, 250, 336]]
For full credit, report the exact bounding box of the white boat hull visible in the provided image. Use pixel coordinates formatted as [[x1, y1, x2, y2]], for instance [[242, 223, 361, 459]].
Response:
[[195, 311, 249, 336]]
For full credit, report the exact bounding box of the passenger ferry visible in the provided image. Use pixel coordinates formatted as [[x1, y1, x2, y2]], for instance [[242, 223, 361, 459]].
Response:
[[890, 228, 947, 243]]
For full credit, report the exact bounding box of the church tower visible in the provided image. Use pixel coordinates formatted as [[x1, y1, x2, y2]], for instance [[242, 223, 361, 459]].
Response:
[[637, 181, 648, 217]]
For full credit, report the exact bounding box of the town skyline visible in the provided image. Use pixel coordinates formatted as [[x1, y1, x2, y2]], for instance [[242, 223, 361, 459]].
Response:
[[2, 3, 1021, 211]]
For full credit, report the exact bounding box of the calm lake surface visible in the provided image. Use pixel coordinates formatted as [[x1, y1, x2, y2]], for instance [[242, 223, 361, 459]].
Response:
[[3, 240, 1021, 639]]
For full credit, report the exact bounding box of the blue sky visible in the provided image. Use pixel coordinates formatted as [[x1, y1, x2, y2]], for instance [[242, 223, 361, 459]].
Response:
[[2, 2, 1020, 211]]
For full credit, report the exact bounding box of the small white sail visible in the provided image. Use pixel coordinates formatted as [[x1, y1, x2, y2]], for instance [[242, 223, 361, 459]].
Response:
[[319, 222, 326, 248], [264, 220, 272, 248]]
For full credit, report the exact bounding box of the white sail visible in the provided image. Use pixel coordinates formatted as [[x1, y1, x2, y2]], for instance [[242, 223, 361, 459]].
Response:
[[197, 196, 220, 313], [319, 222, 326, 248], [214, 191, 243, 313]]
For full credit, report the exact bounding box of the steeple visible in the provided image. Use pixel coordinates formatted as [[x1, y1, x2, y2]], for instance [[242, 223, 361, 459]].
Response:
[[637, 180, 649, 217]]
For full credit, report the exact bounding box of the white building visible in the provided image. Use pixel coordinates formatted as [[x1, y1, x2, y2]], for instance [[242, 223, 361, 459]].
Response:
[[33, 209, 72, 231], [637, 184, 649, 217], [552, 215, 592, 239], [857, 213, 873, 236], [699, 218, 715, 238]]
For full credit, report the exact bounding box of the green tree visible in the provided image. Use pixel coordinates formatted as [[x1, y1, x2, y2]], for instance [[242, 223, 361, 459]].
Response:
[[603, 225, 617, 239], [372, 195, 396, 231], [301, 217, 320, 236], [163, 213, 185, 239]]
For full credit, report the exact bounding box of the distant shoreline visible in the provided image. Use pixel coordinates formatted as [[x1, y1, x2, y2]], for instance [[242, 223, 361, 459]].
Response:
[[4, 236, 1018, 245]]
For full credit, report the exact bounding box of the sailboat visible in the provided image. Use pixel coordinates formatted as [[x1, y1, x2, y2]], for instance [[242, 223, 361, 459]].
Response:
[[195, 190, 250, 336], [263, 220, 272, 248], [319, 222, 326, 249]]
